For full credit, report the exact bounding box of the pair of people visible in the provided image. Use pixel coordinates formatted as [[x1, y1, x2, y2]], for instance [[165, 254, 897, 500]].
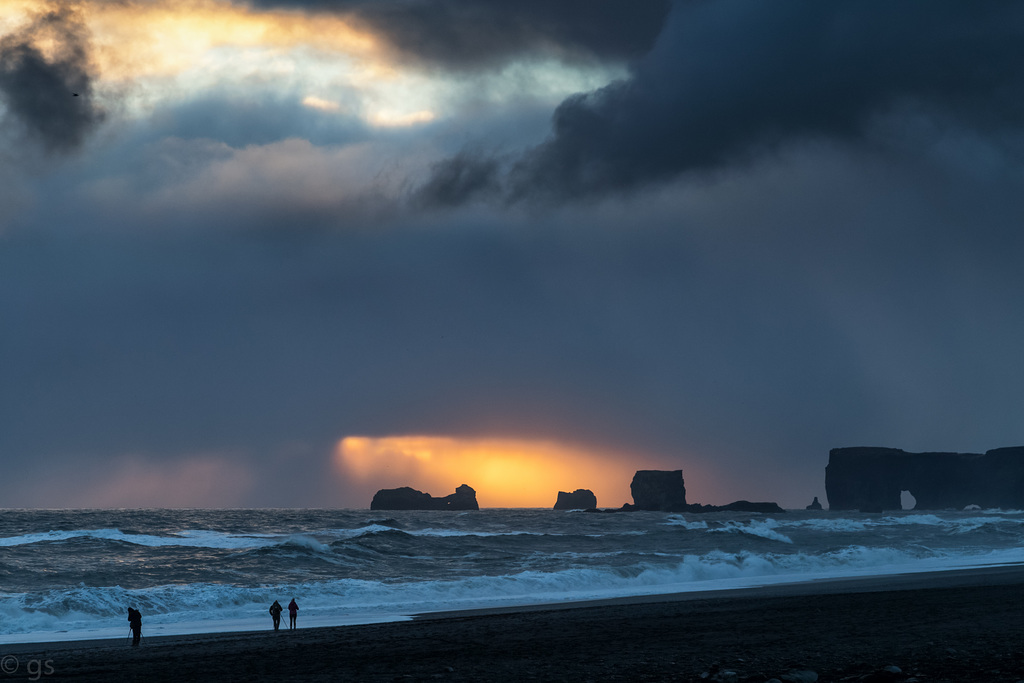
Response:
[[269, 598, 299, 630]]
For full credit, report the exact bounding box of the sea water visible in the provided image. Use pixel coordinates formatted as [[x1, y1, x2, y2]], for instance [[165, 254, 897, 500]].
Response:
[[2, 507, 1023, 644]]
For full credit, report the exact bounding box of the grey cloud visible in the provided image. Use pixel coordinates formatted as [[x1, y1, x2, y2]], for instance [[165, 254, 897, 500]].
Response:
[[151, 94, 371, 148], [5, 145, 1024, 507], [0, 5, 104, 153], [245, 0, 671, 67], [412, 152, 504, 207], [419, 0, 1024, 202]]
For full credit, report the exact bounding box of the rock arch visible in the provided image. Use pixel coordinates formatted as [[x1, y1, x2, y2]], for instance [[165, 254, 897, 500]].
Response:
[[825, 446, 1024, 511]]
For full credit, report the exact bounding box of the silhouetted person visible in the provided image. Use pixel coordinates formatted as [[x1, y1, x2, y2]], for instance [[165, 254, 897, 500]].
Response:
[[269, 600, 283, 630], [288, 598, 298, 630], [127, 607, 142, 646]]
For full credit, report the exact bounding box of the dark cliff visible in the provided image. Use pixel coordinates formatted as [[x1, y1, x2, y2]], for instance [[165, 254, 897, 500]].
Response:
[[370, 484, 479, 511], [825, 446, 1024, 511]]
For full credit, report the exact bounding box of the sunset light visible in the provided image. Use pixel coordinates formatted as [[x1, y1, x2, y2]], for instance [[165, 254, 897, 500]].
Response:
[[335, 436, 645, 508], [367, 109, 436, 128]]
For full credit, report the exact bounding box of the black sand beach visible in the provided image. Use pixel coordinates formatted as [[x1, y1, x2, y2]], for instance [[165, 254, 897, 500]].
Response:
[[6, 567, 1024, 682]]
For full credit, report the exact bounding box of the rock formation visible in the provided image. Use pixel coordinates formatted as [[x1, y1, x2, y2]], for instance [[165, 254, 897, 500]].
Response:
[[628, 470, 687, 511], [370, 484, 479, 511], [553, 489, 597, 510], [712, 500, 786, 514], [805, 496, 823, 510], [617, 470, 784, 513], [825, 446, 1024, 511]]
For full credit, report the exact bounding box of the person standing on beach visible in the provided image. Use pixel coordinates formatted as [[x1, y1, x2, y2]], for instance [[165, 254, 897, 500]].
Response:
[[288, 598, 298, 629], [269, 600, 283, 631], [127, 607, 142, 646]]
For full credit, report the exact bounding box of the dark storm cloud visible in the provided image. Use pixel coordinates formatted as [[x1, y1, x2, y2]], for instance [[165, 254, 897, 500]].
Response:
[[5, 148, 1024, 508], [413, 152, 504, 208], [0, 225, 862, 506], [418, 0, 1024, 203], [0, 5, 104, 153], [245, 0, 671, 67]]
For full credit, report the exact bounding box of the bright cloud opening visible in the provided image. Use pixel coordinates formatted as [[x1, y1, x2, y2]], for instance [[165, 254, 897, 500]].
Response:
[[302, 95, 343, 112], [334, 435, 658, 508], [367, 109, 436, 128]]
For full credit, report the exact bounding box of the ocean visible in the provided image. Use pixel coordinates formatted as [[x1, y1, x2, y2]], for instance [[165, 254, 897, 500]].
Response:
[[2, 507, 1023, 644]]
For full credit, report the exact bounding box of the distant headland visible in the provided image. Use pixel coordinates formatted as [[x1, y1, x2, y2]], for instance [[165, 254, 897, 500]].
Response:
[[826, 445, 1024, 512]]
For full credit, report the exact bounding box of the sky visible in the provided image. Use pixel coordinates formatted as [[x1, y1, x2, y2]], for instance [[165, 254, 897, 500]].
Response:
[[2, 0, 1023, 509]]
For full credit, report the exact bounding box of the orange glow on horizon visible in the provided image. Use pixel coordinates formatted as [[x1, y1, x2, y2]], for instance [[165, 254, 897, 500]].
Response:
[[334, 436, 655, 508]]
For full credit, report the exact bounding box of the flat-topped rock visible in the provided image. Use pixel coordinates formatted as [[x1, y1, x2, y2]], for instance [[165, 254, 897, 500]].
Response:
[[616, 470, 783, 513], [629, 470, 687, 511]]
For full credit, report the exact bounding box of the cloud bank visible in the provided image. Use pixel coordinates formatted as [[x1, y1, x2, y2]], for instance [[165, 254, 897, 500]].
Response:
[[247, 0, 672, 67], [416, 0, 1024, 204]]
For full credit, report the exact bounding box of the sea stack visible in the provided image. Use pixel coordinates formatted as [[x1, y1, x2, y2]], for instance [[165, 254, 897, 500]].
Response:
[[553, 489, 597, 510], [629, 470, 687, 511], [370, 484, 479, 511], [619, 469, 784, 513]]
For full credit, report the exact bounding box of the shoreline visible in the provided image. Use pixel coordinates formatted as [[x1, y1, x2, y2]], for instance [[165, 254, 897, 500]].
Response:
[[5, 563, 1023, 654], [6, 563, 1024, 681]]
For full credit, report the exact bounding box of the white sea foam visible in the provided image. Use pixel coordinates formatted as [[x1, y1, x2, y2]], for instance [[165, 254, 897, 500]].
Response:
[[5, 543, 1022, 643], [0, 528, 358, 551], [778, 513, 1024, 535], [712, 519, 793, 544], [0, 529, 278, 550], [405, 528, 546, 538], [4, 509, 1024, 645], [783, 518, 870, 532], [662, 516, 709, 530]]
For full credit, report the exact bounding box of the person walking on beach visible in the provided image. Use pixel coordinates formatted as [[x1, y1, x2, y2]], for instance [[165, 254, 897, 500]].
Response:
[[269, 600, 283, 631], [127, 607, 142, 646], [288, 598, 299, 630]]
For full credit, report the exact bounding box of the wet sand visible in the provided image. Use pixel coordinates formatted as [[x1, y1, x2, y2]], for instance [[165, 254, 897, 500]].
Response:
[[6, 566, 1024, 682]]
